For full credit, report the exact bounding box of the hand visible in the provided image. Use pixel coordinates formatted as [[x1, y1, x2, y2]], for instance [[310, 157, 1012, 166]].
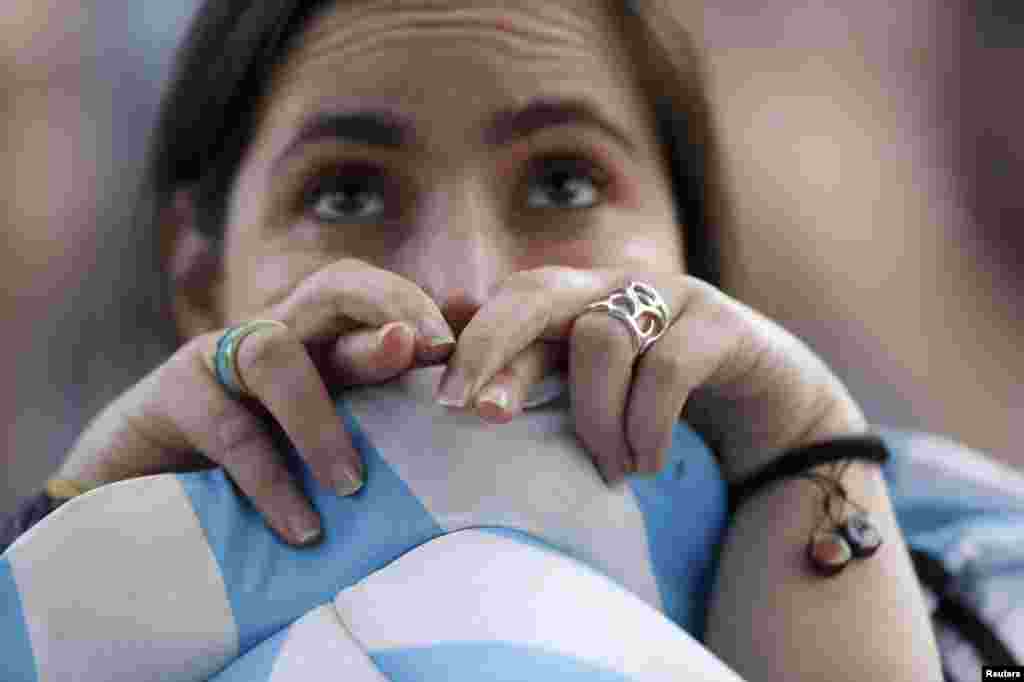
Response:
[[435, 266, 868, 485], [56, 259, 459, 547]]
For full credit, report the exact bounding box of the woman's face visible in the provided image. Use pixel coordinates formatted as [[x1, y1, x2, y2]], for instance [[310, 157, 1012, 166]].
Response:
[[214, 0, 685, 334]]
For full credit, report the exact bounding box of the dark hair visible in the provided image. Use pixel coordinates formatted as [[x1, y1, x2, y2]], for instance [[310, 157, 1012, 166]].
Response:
[[145, 0, 727, 345]]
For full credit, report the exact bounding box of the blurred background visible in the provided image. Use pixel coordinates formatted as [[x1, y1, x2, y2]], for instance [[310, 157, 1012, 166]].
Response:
[[2, 1, 1021, 515]]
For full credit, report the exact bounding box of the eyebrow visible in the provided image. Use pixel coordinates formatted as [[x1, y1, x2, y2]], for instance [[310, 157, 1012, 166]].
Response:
[[271, 97, 637, 173]]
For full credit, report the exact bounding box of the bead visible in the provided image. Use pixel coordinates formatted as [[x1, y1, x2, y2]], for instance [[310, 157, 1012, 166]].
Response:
[[840, 512, 883, 558], [806, 529, 853, 576], [45, 478, 90, 500]]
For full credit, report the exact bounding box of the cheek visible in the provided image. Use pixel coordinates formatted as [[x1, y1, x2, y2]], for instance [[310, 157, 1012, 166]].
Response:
[[516, 240, 597, 272], [618, 235, 682, 270], [516, 227, 677, 274], [224, 237, 330, 319], [223, 162, 339, 317]]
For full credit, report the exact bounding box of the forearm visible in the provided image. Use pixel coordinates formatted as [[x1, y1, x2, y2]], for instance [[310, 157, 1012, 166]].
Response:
[[704, 459, 943, 681]]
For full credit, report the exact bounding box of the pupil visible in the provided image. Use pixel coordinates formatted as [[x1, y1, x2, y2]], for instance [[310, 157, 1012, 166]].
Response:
[[335, 185, 365, 211], [550, 171, 577, 200]]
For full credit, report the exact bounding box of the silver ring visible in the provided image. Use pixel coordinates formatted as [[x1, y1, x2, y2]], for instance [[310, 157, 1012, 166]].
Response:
[[212, 319, 290, 399], [581, 281, 671, 356]]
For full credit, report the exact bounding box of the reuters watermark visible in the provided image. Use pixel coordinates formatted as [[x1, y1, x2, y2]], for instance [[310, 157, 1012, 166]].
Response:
[[984, 667, 1024, 679]]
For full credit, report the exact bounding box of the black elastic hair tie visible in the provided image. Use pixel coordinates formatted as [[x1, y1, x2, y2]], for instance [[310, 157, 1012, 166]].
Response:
[[727, 434, 891, 577], [728, 434, 890, 516]]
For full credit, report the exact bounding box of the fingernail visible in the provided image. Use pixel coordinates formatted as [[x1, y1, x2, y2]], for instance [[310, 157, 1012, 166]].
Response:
[[418, 319, 456, 345], [426, 335, 456, 350], [377, 321, 409, 348], [476, 385, 510, 422], [416, 335, 456, 364], [333, 460, 364, 496], [290, 513, 322, 546]]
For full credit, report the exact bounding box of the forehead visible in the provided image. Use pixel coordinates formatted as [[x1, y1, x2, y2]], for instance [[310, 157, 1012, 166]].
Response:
[[258, 0, 646, 138], [284, 0, 625, 71]]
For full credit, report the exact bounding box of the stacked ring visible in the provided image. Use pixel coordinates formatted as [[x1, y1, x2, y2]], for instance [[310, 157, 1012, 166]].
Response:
[[582, 281, 672, 356], [213, 319, 290, 400]]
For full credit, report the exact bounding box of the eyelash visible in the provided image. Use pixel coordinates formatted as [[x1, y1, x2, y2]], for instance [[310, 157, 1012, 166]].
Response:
[[298, 153, 613, 225]]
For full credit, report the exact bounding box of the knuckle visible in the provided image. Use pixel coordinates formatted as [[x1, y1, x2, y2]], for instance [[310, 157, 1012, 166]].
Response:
[[182, 333, 218, 372], [167, 338, 224, 402], [700, 296, 745, 340], [235, 325, 293, 382], [250, 459, 295, 502], [369, 268, 419, 317], [572, 310, 605, 337], [307, 257, 364, 290], [369, 266, 447, 333], [218, 435, 291, 498], [214, 406, 269, 454], [298, 258, 410, 325], [573, 312, 626, 354], [411, 289, 446, 323], [650, 344, 689, 376], [648, 351, 690, 390]]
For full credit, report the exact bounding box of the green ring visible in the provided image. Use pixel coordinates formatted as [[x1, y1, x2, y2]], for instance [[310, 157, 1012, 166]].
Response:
[[213, 320, 287, 398]]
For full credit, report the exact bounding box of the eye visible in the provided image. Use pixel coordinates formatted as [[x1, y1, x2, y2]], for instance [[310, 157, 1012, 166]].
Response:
[[303, 164, 389, 224], [525, 156, 610, 211]]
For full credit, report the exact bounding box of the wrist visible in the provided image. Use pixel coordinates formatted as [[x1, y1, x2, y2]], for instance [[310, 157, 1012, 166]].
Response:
[[721, 401, 869, 486], [726, 432, 889, 518]]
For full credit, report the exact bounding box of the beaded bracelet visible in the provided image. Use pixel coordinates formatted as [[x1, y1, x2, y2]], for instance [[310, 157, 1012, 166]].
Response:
[[727, 434, 891, 577], [45, 478, 98, 501]]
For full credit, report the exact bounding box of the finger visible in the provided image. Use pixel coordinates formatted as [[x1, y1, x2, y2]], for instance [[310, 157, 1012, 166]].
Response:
[[178, 260, 456, 544], [627, 281, 850, 481], [141, 341, 325, 547], [623, 319, 702, 477], [196, 323, 365, 500], [208, 405, 325, 547], [314, 320, 419, 391], [471, 340, 565, 424], [436, 266, 690, 409], [626, 289, 751, 477], [567, 309, 639, 485], [266, 258, 456, 366]]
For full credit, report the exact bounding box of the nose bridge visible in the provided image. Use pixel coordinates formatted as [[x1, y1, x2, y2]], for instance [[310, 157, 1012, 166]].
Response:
[[391, 172, 512, 309]]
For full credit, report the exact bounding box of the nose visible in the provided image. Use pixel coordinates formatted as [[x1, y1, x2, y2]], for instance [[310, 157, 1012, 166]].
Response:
[[387, 182, 514, 338], [437, 290, 484, 339]]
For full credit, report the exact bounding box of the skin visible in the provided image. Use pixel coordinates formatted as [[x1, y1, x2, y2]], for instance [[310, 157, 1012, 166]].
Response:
[[174, 0, 700, 488], [218, 0, 682, 336], [153, 0, 868, 511], [54, 1, 943, 677], [169, 0, 863, 482]]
